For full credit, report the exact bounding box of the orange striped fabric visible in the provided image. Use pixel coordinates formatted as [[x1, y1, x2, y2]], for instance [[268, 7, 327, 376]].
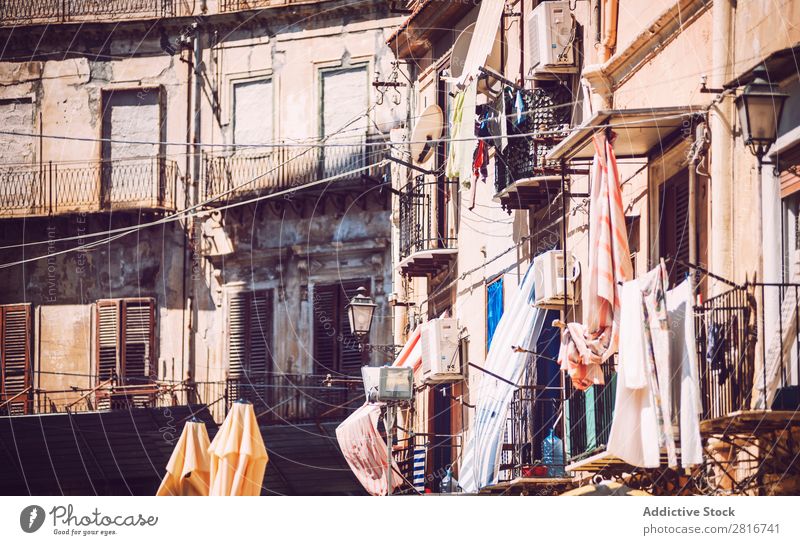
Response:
[[587, 132, 633, 361]]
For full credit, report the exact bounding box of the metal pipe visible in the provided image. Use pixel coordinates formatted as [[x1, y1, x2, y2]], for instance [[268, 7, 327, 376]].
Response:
[[710, 0, 734, 292]]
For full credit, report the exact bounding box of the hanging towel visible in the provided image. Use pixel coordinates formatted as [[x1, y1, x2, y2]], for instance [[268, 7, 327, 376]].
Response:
[[558, 322, 607, 391], [446, 91, 466, 180], [586, 132, 633, 360]]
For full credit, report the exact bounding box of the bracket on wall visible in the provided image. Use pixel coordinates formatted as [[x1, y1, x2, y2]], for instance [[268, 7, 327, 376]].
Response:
[[387, 155, 436, 176]]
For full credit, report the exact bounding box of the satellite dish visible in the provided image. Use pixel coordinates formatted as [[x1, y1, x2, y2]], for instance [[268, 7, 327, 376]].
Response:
[[410, 104, 444, 164], [450, 22, 503, 94]]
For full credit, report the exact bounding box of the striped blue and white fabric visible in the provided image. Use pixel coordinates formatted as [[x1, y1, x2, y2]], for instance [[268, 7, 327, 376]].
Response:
[[459, 264, 547, 493], [412, 446, 426, 493]]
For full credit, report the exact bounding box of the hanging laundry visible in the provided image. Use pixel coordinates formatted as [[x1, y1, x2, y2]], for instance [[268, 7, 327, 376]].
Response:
[[706, 322, 731, 385], [514, 89, 525, 126], [445, 90, 466, 180], [606, 264, 702, 469], [557, 323, 607, 391]]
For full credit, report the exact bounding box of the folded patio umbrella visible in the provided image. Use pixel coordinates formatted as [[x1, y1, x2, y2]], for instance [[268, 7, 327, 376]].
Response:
[[208, 401, 269, 496], [156, 420, 211, 496]]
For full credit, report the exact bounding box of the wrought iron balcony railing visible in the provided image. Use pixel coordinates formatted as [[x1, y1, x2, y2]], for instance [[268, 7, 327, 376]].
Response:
[[0, 157, 178, 216], [397, 175, 458, 260], [221, 373, 364, 425], [0, 0, 176, 26], [492, 85, 571, 194], [219, 0, 272, 11], [203, 143, 386, 202], [695, 281, 800, 420], [564, 365, 616, 462]]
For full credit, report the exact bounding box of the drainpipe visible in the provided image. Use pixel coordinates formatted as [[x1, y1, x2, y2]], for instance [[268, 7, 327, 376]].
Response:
[[599, 0, 618, 63], [710, 0, 734, 291]]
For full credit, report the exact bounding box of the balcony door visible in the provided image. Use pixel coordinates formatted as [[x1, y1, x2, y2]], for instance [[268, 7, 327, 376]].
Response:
[[101, 88, 164, 208], [319, 66, 368, 178], [226, 289, 274, 416]]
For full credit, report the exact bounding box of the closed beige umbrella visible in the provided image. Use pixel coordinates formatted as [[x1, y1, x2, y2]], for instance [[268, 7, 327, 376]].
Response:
[[156, 420, 211, 496], [208, 401, 268, 496]]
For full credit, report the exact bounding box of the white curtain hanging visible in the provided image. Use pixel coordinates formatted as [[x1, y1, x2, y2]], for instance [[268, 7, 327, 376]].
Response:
[[459, 264, 547, 492]]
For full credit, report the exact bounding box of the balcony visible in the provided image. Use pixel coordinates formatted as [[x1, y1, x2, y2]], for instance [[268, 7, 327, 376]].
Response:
[[493, 86, 571, 214], [0, 0, 176, 26], [195, 373, 364, 425], [397, 175, 458, 277], [202, 144, 385, 202], [0, 157, 178, 217]]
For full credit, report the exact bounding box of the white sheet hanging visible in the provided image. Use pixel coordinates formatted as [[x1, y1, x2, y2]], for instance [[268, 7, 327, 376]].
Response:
[[455, 0, 506, 88], [606, 274, 702, 469], [459, 265, 547, 492]]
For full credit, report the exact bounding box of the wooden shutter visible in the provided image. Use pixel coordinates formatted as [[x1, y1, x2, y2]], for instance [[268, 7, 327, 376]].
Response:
[[659, 171, 690, 283], [96, 300, 120, 383], [313, 284, 338, 374], [779, 144, 800, 198], [227, 290, 273, 378], [121, 299, 155, 382], [1, 304, 33, 415], [96, 298, 155, 384], [339, 281, 367, 374], [313, 280, 369, 375]]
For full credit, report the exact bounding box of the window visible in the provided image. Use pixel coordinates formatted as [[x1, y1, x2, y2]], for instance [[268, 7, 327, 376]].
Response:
[[227, 289, 273, 377], [486, 276, 504, 351], [313, 280, 368, 375], [233, 79, 273, 148], [95, 298, 156, 385], [226, 290, 273, 408], [0, 97, 34, 165], [658, 169, 690, 284], [0, 304, 33, 415], [320, 66, 368, 176], [101, 88, 164, 205]]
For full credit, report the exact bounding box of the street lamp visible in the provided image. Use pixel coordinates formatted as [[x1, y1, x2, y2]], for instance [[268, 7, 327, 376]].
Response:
[[347, 286, 377, 344], [735, 65, 789, 162]]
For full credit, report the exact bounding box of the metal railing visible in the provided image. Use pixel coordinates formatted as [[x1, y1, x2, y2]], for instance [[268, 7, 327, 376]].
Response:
[[397, 175, 458, 259], [222, 373, 363, 425], [203, 143, 385, 202], [564, 365, 616, 462], [492, 86, 570, 194], [0, 157, 178, 216], [0, 0, 175, 26], [695, 281, 800, 419], [219, 0, 273, 11]]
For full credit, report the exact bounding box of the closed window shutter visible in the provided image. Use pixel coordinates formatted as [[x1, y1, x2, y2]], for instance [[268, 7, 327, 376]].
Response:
[[96, 300, 120, 383], [227, 290, 273, 377], [659, 172, 690, 283], [313, 284, 337, 374], [248, 291, 273, 376], [1, 304, 33, 415], [121, 299, 155, 382], [339, 281, 367, 374], [313, 280, 369, 375]]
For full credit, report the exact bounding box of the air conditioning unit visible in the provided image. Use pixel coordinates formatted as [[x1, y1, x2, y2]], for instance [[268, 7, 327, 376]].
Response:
[[420, 318, 463, 384], [532, 250, 579, 309], [526, 1, 576, 76]]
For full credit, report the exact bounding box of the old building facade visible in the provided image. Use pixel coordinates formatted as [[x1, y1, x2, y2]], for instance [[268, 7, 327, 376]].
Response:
[[387, 0, 800, 495], [0, 0, 404, 495]]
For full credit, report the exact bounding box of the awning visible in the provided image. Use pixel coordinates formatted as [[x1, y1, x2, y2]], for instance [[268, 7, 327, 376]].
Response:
[[335, 403, 401, 496], [392, 325, 422, 374], [455, 0, 506, 86], [546, 106, 705, 162]]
